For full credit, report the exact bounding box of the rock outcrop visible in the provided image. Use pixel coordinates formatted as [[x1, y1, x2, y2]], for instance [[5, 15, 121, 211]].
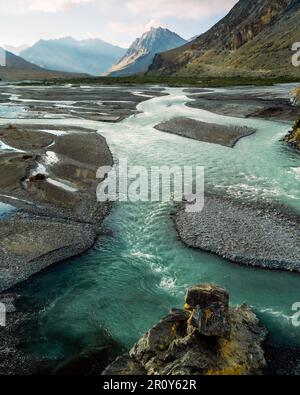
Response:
[[284, 118, 300, 151], [284, 91, 300, 151], [148, 0, 300, 78], [103, 285, 268, 376]]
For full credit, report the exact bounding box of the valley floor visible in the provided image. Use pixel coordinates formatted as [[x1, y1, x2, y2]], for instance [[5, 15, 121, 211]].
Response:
[[0, 81, 300, 375]]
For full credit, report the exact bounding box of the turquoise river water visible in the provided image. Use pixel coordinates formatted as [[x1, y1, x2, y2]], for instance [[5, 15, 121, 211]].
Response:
[[1, 84, 300, 361]]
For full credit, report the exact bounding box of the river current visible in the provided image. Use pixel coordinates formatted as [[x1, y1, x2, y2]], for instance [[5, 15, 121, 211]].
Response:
[[1, 84, 300, 361]]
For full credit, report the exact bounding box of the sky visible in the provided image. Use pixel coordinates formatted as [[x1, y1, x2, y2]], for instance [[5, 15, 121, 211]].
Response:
[[0, 0, 238, 48]]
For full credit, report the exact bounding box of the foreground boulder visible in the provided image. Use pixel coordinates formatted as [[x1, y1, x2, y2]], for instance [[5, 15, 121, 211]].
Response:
[[103, 284, 267, 376]]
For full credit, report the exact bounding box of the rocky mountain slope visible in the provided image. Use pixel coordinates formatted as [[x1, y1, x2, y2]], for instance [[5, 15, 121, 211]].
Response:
[[21, 37, 127, 76], [3, 44, 29, 56], [0, 49, 42, 71], [149, 0, 300, 78], [0, 47, 85, 81], [107, 27, 187, 76]]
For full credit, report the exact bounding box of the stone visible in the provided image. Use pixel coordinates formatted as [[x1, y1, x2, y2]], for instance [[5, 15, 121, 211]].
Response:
[[185, 284, 229, 310], [185, 284, 231, 339], [199, 302, 231, 339], [29, 173, 46, 182]]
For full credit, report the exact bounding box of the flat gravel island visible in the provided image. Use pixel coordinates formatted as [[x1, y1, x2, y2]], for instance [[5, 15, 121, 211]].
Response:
[[174, 195, 300, 272], [154, 117, 256, 148]]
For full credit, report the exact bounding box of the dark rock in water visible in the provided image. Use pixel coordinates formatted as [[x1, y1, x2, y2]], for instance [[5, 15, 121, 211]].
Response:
[[185, 284, 231, 339], [22, 155, 34, 160], [103, 284, 267, 376], [29, 173, 46, 182]]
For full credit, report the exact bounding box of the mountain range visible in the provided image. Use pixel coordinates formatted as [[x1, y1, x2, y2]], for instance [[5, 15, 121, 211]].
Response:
[[106, 27, 187, 76], [20, 37, 127, 76], [149, 0, 300, 78], [0, 48, 85, 81], [2, 0, 300, 81], [3, 44, 29, 55]]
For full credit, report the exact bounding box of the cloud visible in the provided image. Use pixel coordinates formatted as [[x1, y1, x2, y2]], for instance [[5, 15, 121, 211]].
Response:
[[29, 0, 93, 12], [125, 0, 238, 20], [107, 19, 164, 38], [0, 0, 94, 14], [0, 0, 239, 47], [0, 0, 238, 16]]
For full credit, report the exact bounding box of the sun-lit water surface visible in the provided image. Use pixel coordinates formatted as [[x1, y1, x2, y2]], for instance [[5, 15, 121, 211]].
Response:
[[1, 85, 300, 360]]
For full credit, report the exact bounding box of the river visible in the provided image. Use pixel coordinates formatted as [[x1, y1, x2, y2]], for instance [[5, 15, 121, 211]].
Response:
[[1, 84, 300, 362]]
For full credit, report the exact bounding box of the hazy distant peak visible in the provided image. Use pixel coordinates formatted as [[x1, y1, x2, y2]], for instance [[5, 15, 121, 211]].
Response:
[[20, 37, 127, 76]]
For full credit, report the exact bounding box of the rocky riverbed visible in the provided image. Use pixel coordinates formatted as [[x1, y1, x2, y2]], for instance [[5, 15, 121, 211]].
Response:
[[0, 85, 166, 121], [0, 85, 165, 293], [0, 123, 114, 292]]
